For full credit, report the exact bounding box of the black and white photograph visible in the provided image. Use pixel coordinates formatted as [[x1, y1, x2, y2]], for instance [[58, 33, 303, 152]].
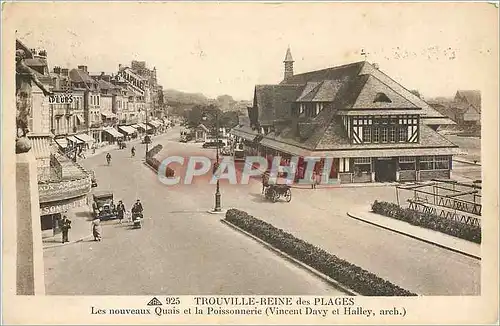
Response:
[[2, 2, 498, 325]]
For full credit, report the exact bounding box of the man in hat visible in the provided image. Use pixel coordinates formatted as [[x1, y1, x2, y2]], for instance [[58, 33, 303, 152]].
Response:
[[131, 199, 144, 221], [60, 215, 72, 243]]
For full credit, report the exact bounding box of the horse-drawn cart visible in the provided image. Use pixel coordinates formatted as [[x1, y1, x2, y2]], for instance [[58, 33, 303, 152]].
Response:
[[264, 184, 292, 203]]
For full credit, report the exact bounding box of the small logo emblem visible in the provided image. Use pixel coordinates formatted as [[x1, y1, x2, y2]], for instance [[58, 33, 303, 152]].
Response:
[[147, 297, 163, 306]]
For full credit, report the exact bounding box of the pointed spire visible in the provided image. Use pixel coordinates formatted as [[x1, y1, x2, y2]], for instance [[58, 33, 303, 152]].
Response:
[[284, 46, 294, 62]]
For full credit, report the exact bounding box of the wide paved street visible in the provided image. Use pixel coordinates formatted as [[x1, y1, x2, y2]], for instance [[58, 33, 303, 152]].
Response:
[[44, 127, 480, 295], [43, 129, 343, 295]]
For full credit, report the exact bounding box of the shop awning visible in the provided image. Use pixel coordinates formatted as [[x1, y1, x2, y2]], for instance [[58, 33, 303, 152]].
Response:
[[76, 114, 85, 124], [260, 138, 311, 157], [137, 123, 152, 131], [75, 133, 94, 143], [103, 127, 124, 139], [66, 135, 83, 144], [54, 137, 68, 148], [27, 135, 53, 159], [118, 125, 138, 135], [230, 127, 259, 142], [101, 112, 117, 119], [311, 147, 464, 158], [130, 124, 140, 129], [148, 120, 162, 128]]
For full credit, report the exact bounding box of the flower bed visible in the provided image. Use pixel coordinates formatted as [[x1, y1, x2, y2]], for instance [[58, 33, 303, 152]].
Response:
[[145, 145, 175, 177], [225, 209, 416, 296], [371, 201, 481, 244]]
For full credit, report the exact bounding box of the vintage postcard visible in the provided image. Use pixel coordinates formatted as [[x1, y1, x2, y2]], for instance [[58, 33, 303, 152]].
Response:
[[2, 1, 498, 325]]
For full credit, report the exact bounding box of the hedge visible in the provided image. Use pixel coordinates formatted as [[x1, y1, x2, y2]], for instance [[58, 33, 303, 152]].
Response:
[[146, 144, 175, 177], [371, 201, 481, 244], [225, 209, 416, 296]]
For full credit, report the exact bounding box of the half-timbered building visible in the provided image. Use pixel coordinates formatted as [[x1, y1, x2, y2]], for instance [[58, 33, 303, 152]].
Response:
[[231, 48, 460, 183]]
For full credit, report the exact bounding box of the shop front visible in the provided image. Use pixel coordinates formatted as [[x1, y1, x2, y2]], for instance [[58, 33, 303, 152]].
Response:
[[38, 175, 91, 235]]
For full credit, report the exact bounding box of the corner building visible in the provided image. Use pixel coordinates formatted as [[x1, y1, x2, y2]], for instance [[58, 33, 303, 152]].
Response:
[[231, 48, 461, 183]]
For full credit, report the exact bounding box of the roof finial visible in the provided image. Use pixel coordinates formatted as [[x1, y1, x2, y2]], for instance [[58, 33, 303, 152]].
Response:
[[284, 46, 294, 62], [361, 48, 369, 61]]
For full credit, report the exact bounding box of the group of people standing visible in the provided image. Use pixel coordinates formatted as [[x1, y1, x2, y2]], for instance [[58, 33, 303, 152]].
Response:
[[90, 199, 143, 242]]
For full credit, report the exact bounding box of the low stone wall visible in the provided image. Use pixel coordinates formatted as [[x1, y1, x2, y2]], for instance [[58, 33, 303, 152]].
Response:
[[399, 170, 416, 182], [352, 172, 371, 183], [420, 169, 450, 181]]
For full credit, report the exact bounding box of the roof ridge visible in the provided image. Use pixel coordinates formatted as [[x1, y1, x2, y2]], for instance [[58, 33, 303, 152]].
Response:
[[291, 61, 366, 78]]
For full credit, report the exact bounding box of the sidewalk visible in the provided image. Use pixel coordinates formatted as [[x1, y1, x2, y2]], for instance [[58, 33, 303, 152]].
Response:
[[244, 162, 402, 189], [347, 208, 481, 259], [42, 205, 94, 249]]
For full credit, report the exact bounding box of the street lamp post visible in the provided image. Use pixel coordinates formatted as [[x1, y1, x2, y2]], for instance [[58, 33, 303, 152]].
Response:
[[203, 108, 222, 213], [214, 110, 222, 212]]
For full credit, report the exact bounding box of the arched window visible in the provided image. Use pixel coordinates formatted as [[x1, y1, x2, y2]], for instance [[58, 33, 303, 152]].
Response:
[[373, 92, 392, 103]]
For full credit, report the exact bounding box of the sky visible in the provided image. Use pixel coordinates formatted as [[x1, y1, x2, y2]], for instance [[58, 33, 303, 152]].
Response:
[[10, 2, 498, 101]]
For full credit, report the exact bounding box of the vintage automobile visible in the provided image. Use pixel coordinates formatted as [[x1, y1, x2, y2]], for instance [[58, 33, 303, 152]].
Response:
[[92, 191, 117, 220]]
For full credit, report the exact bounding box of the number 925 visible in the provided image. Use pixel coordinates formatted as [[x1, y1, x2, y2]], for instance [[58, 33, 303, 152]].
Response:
[[165, 297, 180, 305]]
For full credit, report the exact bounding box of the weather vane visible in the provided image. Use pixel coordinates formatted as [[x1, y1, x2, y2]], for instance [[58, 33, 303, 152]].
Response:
[[361, 49, 369, 61]]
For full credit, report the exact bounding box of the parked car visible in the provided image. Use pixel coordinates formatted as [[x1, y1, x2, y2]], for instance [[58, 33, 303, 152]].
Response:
[[92, 191, 117, 220]]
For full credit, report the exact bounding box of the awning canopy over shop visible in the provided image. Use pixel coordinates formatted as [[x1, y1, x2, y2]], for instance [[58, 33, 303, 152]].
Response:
[[75, 133, 94, 143], [130, 124, 140, 129], [103, 127, 124, 139], [310, 146, 464, 158], [101, 112, 117, 119], [54, 138, 68, 149], [118, 125, 137, 135], [76, 114, 85, 124], [230, 127, 259, 142], [147, 120, 162, 128], [27, 135, 53, 159], [136, 123, 152, 131], [66, 135, 83, 144], [260, 138, 311, 157]]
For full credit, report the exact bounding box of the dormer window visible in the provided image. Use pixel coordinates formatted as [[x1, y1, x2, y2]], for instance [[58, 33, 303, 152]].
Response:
[[373, 92, 392, 103]]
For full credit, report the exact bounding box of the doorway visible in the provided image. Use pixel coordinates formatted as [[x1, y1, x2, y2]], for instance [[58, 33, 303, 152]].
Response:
[[374, 158, 397, 182]]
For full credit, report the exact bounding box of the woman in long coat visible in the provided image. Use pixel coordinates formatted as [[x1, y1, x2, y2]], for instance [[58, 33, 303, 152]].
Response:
[[91, 218, 102, 241]]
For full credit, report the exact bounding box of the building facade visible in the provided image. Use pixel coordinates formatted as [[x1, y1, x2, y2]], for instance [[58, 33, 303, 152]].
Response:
[[231, 48, 461, 184]]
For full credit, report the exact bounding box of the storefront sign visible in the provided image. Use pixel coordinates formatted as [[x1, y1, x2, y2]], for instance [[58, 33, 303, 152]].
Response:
[[39, 177, 91, 203], [48, 94, 74, 104], [40, 196, 88, 216]]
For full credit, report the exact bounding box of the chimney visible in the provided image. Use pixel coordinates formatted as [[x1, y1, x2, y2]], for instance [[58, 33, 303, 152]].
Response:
[[61, 68, 69, 76], [373, 63, 380, 70], [283, 46, 294, 80], [53, 66, 61, 74], [77, 65, 88, 73]]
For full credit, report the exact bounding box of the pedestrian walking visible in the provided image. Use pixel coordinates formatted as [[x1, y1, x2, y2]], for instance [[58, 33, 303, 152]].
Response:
[[91, 218, 102, 241], [60, 215, 72, 243], [117, 200, 126, 224], [262, 172, 269, 194], [311, 170, 319, 189]]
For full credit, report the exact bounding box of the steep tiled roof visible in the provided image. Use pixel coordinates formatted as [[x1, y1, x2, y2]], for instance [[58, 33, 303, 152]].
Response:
[[297, 80, 343, 102], [456, 90, 481, 113], [359, 63, 445, 118], [69, 68, 94, 85], [254, 84, 304, 125], [280, 61, 365, 85], [350, 75, 419, 110]]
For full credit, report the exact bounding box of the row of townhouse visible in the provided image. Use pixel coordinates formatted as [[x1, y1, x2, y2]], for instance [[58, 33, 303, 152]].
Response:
[[231, 47, 462, 184], [16, 38, 168, 239]]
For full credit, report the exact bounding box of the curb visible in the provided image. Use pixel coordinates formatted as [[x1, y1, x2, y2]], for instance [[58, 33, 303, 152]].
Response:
[[220, 219, 360, 296], [244, 162, 400, 189], [453, 158, 481, 166], [347, 212, 481, 260], [43, 235, 93, 250]]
